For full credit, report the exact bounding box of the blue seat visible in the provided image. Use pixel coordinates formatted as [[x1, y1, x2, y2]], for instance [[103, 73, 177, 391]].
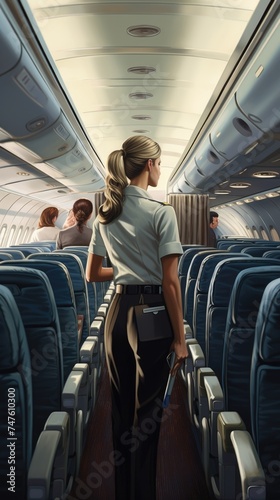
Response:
[[0, 284, 70, 500], [192, 252, 243, 354], [241, 245, 280, 256], [57, 247, 98, 321], [0, 248, 25, 259], [184, 249, 226, 332], [0, 257, 99, 406], [9, 246, 45, 256], [197, 265, 280, 499], [178, 246, 214, 315], [250, 278, 280, 499], [0, 266, 87, 479], [0, 251, 13, 260], [263, 249, 280, 260], [28, 252, 91, 342], [206, 257, 280, 382]]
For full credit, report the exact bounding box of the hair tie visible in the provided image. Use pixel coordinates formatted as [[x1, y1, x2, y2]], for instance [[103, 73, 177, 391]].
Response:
[[121, 148, 126, 158]]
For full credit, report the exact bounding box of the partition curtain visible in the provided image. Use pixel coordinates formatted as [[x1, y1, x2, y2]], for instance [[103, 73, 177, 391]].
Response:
[[167, 194, 209, 245]]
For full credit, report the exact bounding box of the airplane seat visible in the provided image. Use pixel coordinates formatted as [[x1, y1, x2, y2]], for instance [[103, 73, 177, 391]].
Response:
[[249, 277, 280, 499], [8, 246, 45, 256], [0, 257, 99, 414], [0, 284, 33, 498], [28, 252, 91, 342], [184, 249, 226, 332], [240, 245, 280, 256], [263, 249, 280, 259], [57, 247, 98, 322], [185, 252, 243, 426], [0, 251, 13, 260], [206, 257, 280, 382], [0, 283, 71, 500], [178, 246, 214, 316], [198, 265, 280, 499], [0, 266, 87, 480], [0, 248, 25, 259]]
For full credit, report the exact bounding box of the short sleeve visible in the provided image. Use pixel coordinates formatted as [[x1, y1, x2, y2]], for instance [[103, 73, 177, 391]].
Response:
[[155, 205, 183, 258], [88, 217, 107, 256]]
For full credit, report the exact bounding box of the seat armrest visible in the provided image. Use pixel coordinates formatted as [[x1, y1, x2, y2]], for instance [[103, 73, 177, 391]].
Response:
[[28, 427, 65, 500], [230, 430, 266, 500], [186, 340, 205, 374], [79, 336, 99, 405], [62, 365, 88, 458]]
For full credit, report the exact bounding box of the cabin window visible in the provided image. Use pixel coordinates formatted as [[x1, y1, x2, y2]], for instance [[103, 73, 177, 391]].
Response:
[[23, 227, 30, 242], [0, 224, 7, 246], [269, 226, 280, 241], [6, 225, 16, 246], [245, 225, 254, 237], [14, 226, 23, 245], [260, 226, 269, 240], [251, 226, 260, 238]]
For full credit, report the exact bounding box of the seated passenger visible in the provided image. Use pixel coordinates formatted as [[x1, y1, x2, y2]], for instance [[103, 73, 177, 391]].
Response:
[[30, 206, 60, 241], [56, 198, 93, 249]]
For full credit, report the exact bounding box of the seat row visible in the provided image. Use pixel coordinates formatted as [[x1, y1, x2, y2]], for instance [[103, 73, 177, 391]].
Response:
[[0, 244, 114, 500], [178, 244, 280, 499]]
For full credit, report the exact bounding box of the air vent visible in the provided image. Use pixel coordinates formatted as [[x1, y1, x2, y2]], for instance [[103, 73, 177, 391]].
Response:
[[132, 115, 151, 120], [129, 92, 153, 100], [214, 190, 231, 195], [127, 25, 161, 37], [229, 182, 251, 188], [128, 66, 156, 75], [253, 171, 278, 178], [133, 129, 149, 133]]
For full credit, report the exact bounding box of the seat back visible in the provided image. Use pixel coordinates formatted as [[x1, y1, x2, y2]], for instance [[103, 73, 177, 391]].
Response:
[[206, 257, 280, 382], [0, 248, 25, 259], [9, 246, 45, 256], [0, 259, 78, 383], [184, 249, 227, 330], [0, 251, 13, 260], [0, 266, 63, 447], [58, 247, 98, 321], [192, 252, 243, 353], [28, 252, 90, 341], [222, 265, 280, 433], [241, 245, 280, 256], [0, 285, 33, 499], [178, 246, 214, 314], [263, 249, 280, 260], [250, 278, 280, 498]]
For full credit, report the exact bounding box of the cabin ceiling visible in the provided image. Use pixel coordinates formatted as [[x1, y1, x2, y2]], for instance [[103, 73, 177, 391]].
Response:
[[0, 0, 279, 210]]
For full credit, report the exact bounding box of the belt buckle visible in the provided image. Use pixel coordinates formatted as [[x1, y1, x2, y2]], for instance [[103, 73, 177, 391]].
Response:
[[143, 285, 152, 294]]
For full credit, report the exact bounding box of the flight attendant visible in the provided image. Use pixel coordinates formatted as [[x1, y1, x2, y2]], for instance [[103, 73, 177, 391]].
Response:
[[86, 135, 188, 500]]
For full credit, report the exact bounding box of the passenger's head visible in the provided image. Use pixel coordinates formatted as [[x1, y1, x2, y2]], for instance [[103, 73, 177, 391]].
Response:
[[210, 211, 219, 229], [72, 198, 93, 232], [99, 135, 161, 224], [62, 209, 76, 229], [38, 206, 59, 228]]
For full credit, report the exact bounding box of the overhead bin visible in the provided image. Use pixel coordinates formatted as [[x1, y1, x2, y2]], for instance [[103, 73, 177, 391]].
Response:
[[185, 158, 206, 188], [176, 171, 196, 194], [0, 45, 60, 140], [236, 18, 280, 135], [0, 9, 21, 74], [195, 135, 225, 177], [16, 112, 76, 162], [210, 94, 264, 161], [45, 140, 93, 176]]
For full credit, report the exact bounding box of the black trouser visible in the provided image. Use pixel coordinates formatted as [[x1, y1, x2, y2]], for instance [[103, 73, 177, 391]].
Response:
[[107, 293, 172, 500]]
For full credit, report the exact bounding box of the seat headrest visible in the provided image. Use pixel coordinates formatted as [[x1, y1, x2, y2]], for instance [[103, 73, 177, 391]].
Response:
[[255, 278, 280, 362]]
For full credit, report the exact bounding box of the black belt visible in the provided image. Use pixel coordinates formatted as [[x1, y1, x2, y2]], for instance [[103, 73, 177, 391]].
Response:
[[116, 284, 162, 295]]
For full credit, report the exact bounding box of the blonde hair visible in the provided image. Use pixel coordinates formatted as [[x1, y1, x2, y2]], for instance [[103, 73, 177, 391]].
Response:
[[99, 136, 161, 224]]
